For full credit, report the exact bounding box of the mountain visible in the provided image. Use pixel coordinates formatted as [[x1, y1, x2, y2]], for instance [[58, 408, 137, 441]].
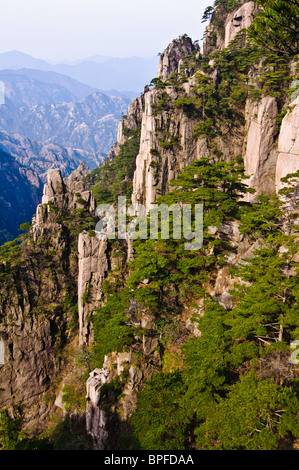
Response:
[[0, 75, 128, 234], [52, 56, 159, 92], [0, 51, 159, 94], [0, 69, 97, 104], [0, 147, 42, 244], [0, 70, 78, 107], [0, 92, 130, 155], [0, 50, 52, 71], [0, 129, 102, 181]]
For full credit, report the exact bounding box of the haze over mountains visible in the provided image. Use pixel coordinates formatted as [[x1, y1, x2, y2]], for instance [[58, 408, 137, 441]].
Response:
[[0, 50, 158, 243], [0, 50, 159, 95], [0, 69, 97, 106]]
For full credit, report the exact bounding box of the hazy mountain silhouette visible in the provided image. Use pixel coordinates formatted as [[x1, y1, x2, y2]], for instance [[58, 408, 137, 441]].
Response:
[[0, 51, 159, 94]]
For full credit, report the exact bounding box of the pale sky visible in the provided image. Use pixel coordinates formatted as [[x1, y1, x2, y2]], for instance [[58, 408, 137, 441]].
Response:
[[0, 0, 212, 61]]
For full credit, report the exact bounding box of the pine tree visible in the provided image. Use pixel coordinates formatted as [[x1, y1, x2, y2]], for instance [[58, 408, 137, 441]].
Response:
[[248, 0, 299, 57]]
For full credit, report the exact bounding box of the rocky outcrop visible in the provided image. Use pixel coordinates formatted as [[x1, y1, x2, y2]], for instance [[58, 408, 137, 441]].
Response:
[[0, 161, 100, 433], [202, 1, 257, 56], [0, 312, 58, 433], [106, 94, 144, 161], [1, 0, 299, 450], [86, 330, 161, 449], [243, 96, 278, 199], [131, 85, 201, 211], [224, 1, 257, 48], [34, 162, 95, 231], [131, 90, 159, 211], [157, 35, 200, 81]]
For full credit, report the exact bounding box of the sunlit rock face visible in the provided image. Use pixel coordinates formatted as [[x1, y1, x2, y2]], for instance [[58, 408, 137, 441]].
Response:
[[224, 1, 256, 48], [78, 232, 108, 347], [276, 96, 299, 194], [243, 96, 278, 200], [157, 35, 200, 82]]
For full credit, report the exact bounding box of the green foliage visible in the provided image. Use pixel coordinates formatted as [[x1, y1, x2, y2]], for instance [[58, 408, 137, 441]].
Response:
[[62, 385, 85, 413], [91, 288, 136, 367], [131, 372, 192, 450], [228, 245, 299, 346], [18, 222, 32, 233], [195, 371, 299, 450], [130, 171, 299, 450], [239, 194, 284, 240], [149, 77, 167, 90], [0, 408, 23, 450], [201, 5, 214, 23], [162, 157, 253, 228], [48, 415, 92, 450], [173, 34, 260, 140], [100, 375, 126, 403], [126, 158, 253, 318], [0, 237, 22, 263], [248, 0, 299, 57], [255, 54, 292, 101], [152, 91, 171, 116], [91, 157, 255, 372], [0, 407, 52, 450], [86, 123, 141, 205], [279, 170, 299, 201]]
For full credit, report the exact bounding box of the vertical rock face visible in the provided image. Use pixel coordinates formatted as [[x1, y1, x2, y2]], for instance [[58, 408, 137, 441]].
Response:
[[202, 1, 257, 55], [83, 14, 299, 451], [78, 232, 109, 346], [85, 335, 161, 449], [34, 163, 96, 232], [85, 367, 110, 449], [243, 96, 278, 199], [117, 96, 144, 146], [131, 90, 159, 211], [36, 163, 109, 348], [224, 1, 256, 48], [0, 312, 58, 433], [41, 168, 66, 205], [107, 95, 144, 161], [1, 0, 298, 450], [276, 96, 299, 193], [131, 85, 202, 212]]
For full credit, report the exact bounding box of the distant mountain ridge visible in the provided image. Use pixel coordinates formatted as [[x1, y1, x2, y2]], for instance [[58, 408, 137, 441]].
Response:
[[0, 69, 97, 105], [0, 147, 42, 244], [0, 70, 79, 107], [0, 129, 102, 182], [0, 50, 159, 94], [0, 91, 130, 155], [0, 51, 147, 244]]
